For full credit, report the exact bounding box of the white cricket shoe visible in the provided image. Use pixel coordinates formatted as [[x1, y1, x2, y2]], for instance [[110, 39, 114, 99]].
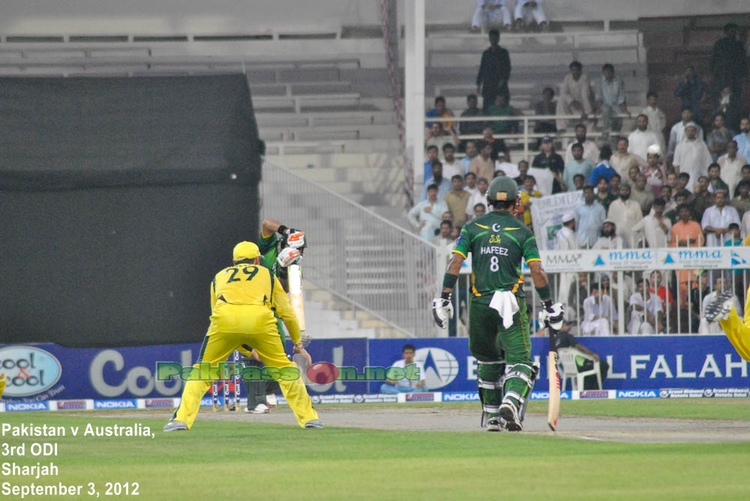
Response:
[[245, 403, 269, 414], [499, 403, 523, 432], [266, 394, 278, 408]]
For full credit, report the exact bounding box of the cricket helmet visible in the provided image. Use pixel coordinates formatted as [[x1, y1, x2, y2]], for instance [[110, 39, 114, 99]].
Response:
[[486, 176, 519, 202]]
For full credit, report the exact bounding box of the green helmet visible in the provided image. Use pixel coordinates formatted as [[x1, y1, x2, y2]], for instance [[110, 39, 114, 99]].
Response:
[[486, 176, 518, 202]]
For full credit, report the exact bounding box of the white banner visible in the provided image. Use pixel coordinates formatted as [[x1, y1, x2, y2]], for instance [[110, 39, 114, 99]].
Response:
[[530, 190, 584, 251], [536, 247, 750, 273]]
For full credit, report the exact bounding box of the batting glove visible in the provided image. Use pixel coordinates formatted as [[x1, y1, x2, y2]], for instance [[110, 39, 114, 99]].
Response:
[[286, 230, 306, 249], [300, 334, 312, 347], [540, 300, 564, 331], [277, 247, 302, 268], [432, 296, 454, 329]]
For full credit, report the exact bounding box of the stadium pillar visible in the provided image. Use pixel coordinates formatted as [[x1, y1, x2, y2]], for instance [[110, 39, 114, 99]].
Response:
[[404, 0, 425, 188]]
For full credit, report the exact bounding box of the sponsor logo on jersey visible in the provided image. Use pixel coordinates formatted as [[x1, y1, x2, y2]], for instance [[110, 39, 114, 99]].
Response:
[[94, 399, 137, 409]]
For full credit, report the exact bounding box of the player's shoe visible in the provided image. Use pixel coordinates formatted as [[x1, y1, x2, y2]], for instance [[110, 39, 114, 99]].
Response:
[[486, 415, 503, 432], [499, 403, 523, 432], [245, 403, 269, 414], [163, 420, 188, 433], [304, 419, 324, 429], [266, 394, 278, 408], [704, 290, 735, 323]]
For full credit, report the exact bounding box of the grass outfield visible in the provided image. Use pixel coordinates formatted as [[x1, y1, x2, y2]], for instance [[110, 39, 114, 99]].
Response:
[[1, 400, 749, 500]]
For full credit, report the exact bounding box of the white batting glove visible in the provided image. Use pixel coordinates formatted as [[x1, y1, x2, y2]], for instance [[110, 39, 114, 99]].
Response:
[[540, 301, 565, 331], [432, 296, 454, 329], [277, 247, 302, 268], [286, 231, 305, 249]]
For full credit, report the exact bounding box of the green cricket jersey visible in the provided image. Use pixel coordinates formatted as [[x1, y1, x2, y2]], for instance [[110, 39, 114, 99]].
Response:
[[259, 230, 280, 274], [452, 210, 541, 297]]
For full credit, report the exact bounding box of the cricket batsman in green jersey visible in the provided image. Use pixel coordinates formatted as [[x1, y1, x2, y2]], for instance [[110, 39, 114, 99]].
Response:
[[433, 176, 564, 432]]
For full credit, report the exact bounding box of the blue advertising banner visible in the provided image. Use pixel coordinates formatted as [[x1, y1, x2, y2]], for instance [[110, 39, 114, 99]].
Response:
[[0, 339, 368, 401]]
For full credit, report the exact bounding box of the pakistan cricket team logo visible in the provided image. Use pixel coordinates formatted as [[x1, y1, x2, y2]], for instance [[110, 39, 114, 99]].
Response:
[[413, 348, 459, 389]]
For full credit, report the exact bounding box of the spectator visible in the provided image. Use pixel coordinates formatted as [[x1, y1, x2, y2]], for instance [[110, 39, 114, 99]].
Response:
[[660, 185, 676, 213], [611, 136, 645, 179], [424, 145, 440, 182], [557, 61, 592, 131], [555, 213, 579, 250], [476, 29, 511, 112], [712, 86, 742, 132], [699, 275, 742, 334], [702, 190, 740, 247], [426, 96, 455, 129], [674, 173, 693, 202], [469, 140, 496, 181], [691, 271, 711, 320], [665, 192, 689, 224], [519, 175, 543, 228], [464, 171, 479, 196], [486, 93, 521, 134], [609, 173, 622, 197], [594, 63, 629, 132], [706, 163, 730, 196], [649, 270, 674, 306], [706, 113, 734, 162], [674, 65, 706, 126], [459, 95, 485, 138], [481, 126, 506, 161], [731, 181, 750, 220], [534, 87, 557, 136], [550, 322, 610, 389], [434, 219, 455, 251], [632, 197, 671, 248], [467, 176, 490, 216], [628, 278, 664, 334], [673, 122, 712, 192], [471, 0, 512, 33], [575, 184, 606, 248], [671, 203, 705, 300], [425, 122, 459, 155], [631, 175, 655, 216], [664, 171, 677, 191], [629, 114, 665, 161], [594, 177, 617, 212], [642, 145, 666, 196], [709, 23, 747, 100], [738, 165, 750, 199], [642, 91, 667, 137], [627, 164, 641, 186], [421, 161, 451, 202], [409, 184, 449, 240], [565, 123, 600, 164], [725, 222, 743, 247], [692, 176, 715, 224], [592, 220, 626, 249], [607, 182, 642, 247], [581, 284, 616, 336], [380, 344, 429, 394], [668, 107, 704, 158], [569, 272, 590, 320], [461, 140, 479, 173], [718, 140, 747, 196], [733, 118, 750, 160], [513, 0, 549, 32], [495, 150, 520, 179], [514, 159, 530, 187], [441, 143, 463, 180], [564, 143, 595, 192], [444, 175, 472, 227], [572, 173, 586, 191], [472, 202, 487, 218], [588, 145, 616, 185], [532, 136, 565, 194]]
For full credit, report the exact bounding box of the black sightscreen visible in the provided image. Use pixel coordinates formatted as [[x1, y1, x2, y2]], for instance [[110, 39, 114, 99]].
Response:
[[0, 75, 261, 347]]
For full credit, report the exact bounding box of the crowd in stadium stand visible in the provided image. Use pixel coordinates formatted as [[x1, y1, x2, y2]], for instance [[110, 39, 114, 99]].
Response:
[[416, 21, 750, 335]]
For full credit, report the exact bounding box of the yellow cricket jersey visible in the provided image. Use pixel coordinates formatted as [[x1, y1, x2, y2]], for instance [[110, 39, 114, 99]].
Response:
[[209, 263, 301, 344]]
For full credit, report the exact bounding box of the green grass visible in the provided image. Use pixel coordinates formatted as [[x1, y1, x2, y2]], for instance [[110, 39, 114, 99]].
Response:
[[1, 400, 749, 500]]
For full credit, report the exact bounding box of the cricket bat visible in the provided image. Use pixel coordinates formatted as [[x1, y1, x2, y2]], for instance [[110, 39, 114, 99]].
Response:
[[547, 324, 561, 431], [288, 264, 306, 331]]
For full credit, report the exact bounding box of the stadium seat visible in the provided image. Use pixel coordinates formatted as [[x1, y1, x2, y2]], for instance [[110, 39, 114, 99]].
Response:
[[557, 348, 602, 391]]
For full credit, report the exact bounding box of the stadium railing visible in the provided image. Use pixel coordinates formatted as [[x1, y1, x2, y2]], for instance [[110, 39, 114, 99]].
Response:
[[261, 158, 442, 338]]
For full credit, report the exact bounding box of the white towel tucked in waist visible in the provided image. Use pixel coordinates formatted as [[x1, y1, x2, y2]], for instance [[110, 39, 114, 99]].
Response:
[[489, 290, 519, 329]]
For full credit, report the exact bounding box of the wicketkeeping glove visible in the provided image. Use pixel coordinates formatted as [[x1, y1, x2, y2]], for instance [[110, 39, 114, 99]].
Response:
[[277, 247, 302, 268], [540, 300, 564, 331], [432, 296, 454, 329]]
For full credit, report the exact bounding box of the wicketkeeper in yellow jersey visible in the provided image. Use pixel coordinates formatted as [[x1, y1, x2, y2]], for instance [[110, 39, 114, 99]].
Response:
[[164, 241, 322, 431], [704, 286, 750, 362]]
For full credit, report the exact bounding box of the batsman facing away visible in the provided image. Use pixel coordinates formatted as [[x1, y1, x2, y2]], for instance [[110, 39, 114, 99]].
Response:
[[433, 176, 564, 432]]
